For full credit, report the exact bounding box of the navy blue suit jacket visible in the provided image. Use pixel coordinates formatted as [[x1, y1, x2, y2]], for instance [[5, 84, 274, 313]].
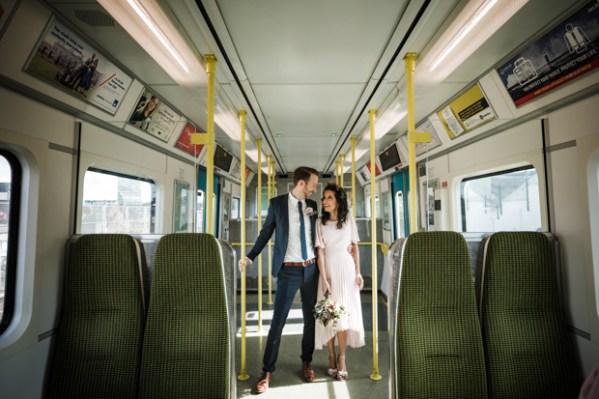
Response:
[[246, 193, 318, 277]]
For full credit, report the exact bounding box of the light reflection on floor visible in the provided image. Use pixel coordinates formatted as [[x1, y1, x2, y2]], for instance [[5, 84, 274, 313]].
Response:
[[238, 308, 305, 337]]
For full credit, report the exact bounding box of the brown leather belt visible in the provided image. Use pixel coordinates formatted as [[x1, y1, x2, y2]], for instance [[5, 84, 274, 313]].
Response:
[[282, 258, 316, 267]]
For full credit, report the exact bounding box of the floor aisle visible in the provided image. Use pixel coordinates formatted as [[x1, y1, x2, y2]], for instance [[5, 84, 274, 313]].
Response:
[[236, 292, 389, 399]]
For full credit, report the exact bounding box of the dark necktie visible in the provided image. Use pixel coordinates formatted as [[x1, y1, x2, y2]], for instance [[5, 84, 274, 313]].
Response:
[[298, 201, 308, 260]]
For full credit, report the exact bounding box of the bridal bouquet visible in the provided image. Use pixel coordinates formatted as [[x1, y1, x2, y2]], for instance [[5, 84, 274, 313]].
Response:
[[313, 293, 347, 328]]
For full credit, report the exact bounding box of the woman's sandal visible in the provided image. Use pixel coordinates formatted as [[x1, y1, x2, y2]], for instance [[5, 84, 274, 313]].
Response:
[[337, 355, 348, 381], [327, 352, 337, 378]]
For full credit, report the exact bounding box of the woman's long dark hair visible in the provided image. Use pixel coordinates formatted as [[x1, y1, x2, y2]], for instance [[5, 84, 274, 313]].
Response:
[[321, 183, 349, 229]]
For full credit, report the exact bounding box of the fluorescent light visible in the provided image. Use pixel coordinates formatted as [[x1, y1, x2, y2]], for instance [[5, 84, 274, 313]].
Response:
[[215, 104, 241, 141], [430, 0, 498, 71], [418, 0, 528, 81], [245, 149, 266, 164], [98, 0, 204, 86], [351, 148, 369, 164], [361, 102, 407, 141], [125, 0, 189, 72]]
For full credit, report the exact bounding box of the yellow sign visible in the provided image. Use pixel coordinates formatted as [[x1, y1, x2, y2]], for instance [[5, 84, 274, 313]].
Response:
[[437, 83, 496, 139]]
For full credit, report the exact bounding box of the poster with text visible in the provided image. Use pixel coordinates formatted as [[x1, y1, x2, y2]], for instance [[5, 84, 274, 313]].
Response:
[[128, 88, 181, 142], [437, 83, 496, 139], [175, 121, 203, 157], [496, 0, 599, 107], [24, 18, 132, 115]]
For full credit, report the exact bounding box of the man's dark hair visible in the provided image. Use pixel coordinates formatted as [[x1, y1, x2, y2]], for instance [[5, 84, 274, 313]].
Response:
[[293, 166, 319, 186]]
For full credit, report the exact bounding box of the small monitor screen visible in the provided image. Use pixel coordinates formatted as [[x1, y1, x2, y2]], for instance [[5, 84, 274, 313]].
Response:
[[379, 144, 401, 171], [214, 145, 233, 172]]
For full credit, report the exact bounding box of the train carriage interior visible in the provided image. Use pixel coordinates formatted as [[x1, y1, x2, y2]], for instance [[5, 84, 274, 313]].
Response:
[[1, 0, 599, 398]]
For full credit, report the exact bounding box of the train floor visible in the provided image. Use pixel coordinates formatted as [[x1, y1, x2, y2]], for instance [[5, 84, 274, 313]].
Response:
[[236, 291, 389, 398]]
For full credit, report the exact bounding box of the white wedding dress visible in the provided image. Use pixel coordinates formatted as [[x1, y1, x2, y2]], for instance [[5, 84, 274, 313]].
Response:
[[314, 215, 365, 349]]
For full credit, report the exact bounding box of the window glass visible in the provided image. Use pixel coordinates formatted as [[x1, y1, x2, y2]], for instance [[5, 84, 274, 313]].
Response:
[[81, 169, 155, 234], [231, 197, 240, 220], [0, 151, 20, 334], [461, 166, 541, 232], [395, 191, 405, 239], [196, 190, 204, 232], [174, 181, 190, 232]]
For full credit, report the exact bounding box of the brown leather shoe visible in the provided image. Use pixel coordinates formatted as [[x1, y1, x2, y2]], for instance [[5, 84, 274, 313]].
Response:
[[302, 361, 315, 382], [256, 372, 273, 394]]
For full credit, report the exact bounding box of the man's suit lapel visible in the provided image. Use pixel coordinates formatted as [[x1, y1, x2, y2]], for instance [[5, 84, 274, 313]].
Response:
[[281, 194, 289, 239]]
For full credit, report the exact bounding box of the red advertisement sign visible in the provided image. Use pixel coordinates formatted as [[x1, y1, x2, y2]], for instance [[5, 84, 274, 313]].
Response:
[[174, 121, 203, 157]]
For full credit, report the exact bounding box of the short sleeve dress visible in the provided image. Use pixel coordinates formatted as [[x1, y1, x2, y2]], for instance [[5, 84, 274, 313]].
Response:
[[314, 215, 365, 349]]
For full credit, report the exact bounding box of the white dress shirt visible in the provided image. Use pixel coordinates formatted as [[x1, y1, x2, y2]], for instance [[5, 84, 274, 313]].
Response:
[[284, 193, 315, 262]]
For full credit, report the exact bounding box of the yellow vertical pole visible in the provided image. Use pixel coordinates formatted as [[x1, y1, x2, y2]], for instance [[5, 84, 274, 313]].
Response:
[[368, 109, 382, 381], [267, 156, 274, 304], [340, 154, 345, 187], [405, 53, 418, 234], [238, 110, 250, 381], [256, 139, 263, 332], [205, 54, 217, 235], [351, 137, 357, 218]]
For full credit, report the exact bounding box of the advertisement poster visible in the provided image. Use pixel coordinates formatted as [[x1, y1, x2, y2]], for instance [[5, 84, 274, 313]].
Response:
[[437, 83, 496, 139], [128, 88, 181, 142], [496, 0, 599, 107], [400, 118, 442, 156], [174, 121, 203, 157], [366, 162, 380, 177], [0, 0, 19, 37], [24, 18, 132, 115]]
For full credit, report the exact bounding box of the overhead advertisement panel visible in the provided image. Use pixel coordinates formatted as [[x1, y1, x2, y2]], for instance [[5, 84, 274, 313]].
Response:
[[128, 87, 181, 142], [174, 121, 204, 157], [24, 18, 132, 116], [496, 0, 599, 107], [436, 83, 497, 140]]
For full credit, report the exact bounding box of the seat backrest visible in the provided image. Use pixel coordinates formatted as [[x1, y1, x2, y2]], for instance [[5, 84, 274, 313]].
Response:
[[478, 231, 582, 398], [139, 233, 231, 399], [45, 234, 146, 399], [391, 231, 487, 399]]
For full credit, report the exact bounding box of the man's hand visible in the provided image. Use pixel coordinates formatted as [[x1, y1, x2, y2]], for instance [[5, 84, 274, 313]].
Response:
[[239, 257, 251, 272]]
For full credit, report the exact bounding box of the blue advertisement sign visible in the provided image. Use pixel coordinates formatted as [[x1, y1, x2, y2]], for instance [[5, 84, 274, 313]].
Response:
[[497, 0, 599, 107]]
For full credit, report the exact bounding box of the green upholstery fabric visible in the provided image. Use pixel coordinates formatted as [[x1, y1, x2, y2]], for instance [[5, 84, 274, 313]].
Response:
[[139, 233, 230, 399], [46, 234, 146, 399], [395, 232, 487, 399], [479, 232, 581, 398]]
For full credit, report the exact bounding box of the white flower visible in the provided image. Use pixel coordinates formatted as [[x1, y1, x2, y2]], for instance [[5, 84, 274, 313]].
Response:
[[305, 207, 315, 216]]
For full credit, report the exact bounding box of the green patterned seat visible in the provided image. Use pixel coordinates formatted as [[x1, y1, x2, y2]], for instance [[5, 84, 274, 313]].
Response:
[[139, 233, 231, 399], [46, 234, 147, 399], [392, 232, 487, 399], [478, 232, 581, 398]]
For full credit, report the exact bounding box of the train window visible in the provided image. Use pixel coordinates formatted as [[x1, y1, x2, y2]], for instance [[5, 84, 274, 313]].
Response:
[[196, 190, 204, 232], [365, 195, 380, 219], [174, 180, 190, 232], [0, 151, 21, 334], [231, 196, 240, 220], [460, 166, 541, 232], [81, 168, 156, 234], [259, 186, 276, 217], [395, 191, 405, 238]]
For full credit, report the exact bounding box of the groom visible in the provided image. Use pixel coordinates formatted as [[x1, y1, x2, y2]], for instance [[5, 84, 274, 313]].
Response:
[[239, 166, 320, 394]]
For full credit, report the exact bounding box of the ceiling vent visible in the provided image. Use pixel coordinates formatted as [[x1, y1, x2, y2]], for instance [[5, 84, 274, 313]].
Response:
[[74, 9, 115, 28]]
